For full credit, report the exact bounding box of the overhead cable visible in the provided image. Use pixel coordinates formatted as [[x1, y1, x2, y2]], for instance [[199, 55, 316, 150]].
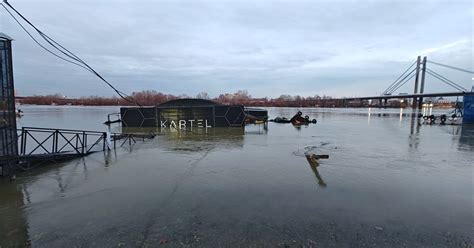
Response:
[[1, 0, 141, 106]]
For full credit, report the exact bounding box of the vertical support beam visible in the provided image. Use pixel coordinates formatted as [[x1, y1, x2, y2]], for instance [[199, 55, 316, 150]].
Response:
[[20, 127, 25, 155], [412, 56, 421, 108], [102, 132, 107, 151], [82, 131, 86, 154], [54, 130, 59, 153], [22, 129, 27, 155], [418, 56, 427, 109]]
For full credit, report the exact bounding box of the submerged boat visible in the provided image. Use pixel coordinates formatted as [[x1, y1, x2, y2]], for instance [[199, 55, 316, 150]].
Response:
[[121, 99, 268, 129], [271, 111, 317, 125]]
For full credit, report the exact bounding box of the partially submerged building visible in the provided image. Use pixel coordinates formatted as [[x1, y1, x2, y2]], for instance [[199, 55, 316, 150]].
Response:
[[121, 99, 268, 130]]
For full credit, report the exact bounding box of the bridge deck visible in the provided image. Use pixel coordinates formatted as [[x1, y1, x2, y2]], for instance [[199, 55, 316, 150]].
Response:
[[339, 92, 473, 101]]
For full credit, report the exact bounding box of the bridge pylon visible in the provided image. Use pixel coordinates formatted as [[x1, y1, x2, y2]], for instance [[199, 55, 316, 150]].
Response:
[[412, 56, 421, 108], [418, 56, 427, 109]]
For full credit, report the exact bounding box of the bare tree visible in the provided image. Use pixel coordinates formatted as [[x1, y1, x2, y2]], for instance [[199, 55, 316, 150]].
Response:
[[196, 92, 210, 99]]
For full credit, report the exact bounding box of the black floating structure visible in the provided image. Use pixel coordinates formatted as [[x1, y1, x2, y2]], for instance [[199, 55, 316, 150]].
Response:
[[121, 99, 268, 129]]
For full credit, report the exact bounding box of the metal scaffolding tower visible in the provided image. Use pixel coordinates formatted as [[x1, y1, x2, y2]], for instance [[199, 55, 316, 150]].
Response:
[[0, 33, 18, 176]]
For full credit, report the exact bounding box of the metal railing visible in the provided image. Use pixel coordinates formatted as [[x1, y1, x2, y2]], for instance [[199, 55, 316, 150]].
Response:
[[18, 127, 108, 157]]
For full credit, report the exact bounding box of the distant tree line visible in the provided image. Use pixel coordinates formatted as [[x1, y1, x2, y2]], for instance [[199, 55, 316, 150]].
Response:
[[16, 90, 454, 108]]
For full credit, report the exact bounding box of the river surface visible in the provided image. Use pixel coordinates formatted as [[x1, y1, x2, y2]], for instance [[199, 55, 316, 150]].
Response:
[[1, 105, 473, 247]]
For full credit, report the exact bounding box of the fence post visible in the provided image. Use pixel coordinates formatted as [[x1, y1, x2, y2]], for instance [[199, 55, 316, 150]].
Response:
[[102, 132, 106, 151], [82, 131, 86, 154], [54, 130, 59, 153], [20, 127, 25, 155], [52, 130, 55, 153]]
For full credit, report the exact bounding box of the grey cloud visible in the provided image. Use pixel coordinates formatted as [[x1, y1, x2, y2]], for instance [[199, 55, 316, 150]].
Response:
[[0, 0, 471, 98]]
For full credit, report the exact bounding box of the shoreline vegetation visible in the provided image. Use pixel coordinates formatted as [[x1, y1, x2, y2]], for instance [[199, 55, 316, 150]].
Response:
[[16, 90, 455, 108]]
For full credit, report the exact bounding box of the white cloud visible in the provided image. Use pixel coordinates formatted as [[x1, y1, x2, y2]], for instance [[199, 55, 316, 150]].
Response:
[[419, 39, 470, 56]]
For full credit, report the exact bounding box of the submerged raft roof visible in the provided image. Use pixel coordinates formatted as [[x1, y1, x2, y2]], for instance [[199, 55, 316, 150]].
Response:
[[157, 98, 222, 107], [121, 98, 268, 129]]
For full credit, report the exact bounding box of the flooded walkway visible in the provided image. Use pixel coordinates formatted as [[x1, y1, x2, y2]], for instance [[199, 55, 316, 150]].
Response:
[[1, 106, 473, 247]]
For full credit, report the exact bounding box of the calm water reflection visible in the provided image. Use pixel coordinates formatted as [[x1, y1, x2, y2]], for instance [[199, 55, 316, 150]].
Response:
[[1, 105, 473, 247]]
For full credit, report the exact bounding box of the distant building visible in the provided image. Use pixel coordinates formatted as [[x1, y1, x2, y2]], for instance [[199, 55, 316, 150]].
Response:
[[432, 97, 454, 108]]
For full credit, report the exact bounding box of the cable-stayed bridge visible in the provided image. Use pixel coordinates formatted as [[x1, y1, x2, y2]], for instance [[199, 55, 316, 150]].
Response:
[[338, 56, 473, 108]]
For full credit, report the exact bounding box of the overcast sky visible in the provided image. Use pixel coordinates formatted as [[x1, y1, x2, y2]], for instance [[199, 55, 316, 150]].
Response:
[[1, 0, 472, 98]]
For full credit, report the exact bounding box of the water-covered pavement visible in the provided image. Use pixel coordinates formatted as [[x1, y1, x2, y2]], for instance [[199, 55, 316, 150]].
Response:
[[1, 106, 473, 247]]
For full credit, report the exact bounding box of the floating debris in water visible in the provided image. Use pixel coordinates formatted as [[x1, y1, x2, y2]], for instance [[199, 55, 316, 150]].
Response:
[[292, 142, 338, 157], [270, 111, 317, 125]]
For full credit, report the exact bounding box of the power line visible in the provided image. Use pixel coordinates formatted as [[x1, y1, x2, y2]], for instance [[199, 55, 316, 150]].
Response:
[[1, 4, 94, 73], [2, 1, 85, 65], [2, 0, 141, 106], [427, 60, 474, 74], [2, 0, 136, 104]]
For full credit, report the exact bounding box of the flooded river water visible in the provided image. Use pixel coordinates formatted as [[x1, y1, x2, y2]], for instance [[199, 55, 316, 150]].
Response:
[[1, 106, 473, 247]]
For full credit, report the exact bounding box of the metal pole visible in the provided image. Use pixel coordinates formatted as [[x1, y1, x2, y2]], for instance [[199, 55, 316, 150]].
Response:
[[102, 132, 106, 151], [82, 131, 86, 154], [418, 56, 427, 109], [20, 127, 25, 155], [413, 56, 421, 108], [54, 130, 59, 153]]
